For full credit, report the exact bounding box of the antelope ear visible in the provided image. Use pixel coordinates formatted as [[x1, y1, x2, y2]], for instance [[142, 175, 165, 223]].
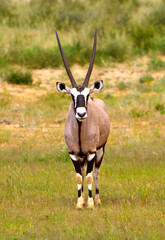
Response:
[[56, 82, 71, 94], [89, 80, 103, 93]]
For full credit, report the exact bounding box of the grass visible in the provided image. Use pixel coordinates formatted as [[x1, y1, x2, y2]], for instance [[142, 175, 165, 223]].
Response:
[[5, 69, 33, 85], [0, 128, 11, 144], [0, 90, 11, 109], [0, 0, 165, 68], [0, 57, 165, 239], [0, 139, 164, 239], [139, 75, 154, 84], [0, 2, 165, 234], [148, 56, 165, 70]]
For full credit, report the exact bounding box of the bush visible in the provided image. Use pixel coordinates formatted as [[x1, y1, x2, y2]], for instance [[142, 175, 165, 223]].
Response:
[[5, 69, 33, 85], [155, 37, 165, 54], [155, 103, 165, 114], [117, 81, 127, 90], [0, 0, 165, 67], [139, 75, 154, 84], [129, 25, 155, 52], [148, 2, 165, 26], [102, 34, 132, 62]]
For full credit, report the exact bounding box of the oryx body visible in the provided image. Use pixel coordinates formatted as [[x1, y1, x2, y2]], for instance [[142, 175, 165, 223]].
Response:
[[56, 30, 110, 209], [65, 97, 109, 155]]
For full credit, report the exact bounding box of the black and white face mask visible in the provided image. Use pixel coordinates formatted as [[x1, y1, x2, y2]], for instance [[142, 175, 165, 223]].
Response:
[[56, 80, 103, 121]]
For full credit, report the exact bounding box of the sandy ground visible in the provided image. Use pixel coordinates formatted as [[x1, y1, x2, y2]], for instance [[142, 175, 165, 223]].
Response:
[[0, 56, 165, 146], [1, 56, 165, 99]]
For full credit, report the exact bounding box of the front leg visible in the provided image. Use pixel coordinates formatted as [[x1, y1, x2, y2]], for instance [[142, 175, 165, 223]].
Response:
[[69, 154, 84, 210], [86, 153, 96, 209]]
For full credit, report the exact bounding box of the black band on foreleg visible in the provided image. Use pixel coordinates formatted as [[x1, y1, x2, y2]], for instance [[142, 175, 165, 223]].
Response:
[[86, 155, 96, 175], [78, 189, 81, 198], [89, 190, 92, 198], [71, 160, 81, 175]]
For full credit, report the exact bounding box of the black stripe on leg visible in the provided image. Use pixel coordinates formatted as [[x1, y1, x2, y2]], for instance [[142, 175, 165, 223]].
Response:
[[86, 155, 96, 175], [71, 160, 81, 175], [78, 189, 81, 198], [96, 188, 99, 194], [89, 190, 92, 198], [95, 145, 105, 168]]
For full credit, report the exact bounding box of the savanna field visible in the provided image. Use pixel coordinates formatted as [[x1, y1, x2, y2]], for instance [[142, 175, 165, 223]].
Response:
[[0, 0, 165, 239]]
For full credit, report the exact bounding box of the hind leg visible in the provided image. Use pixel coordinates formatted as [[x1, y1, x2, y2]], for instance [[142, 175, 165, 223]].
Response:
[[94, 146, 105, 206]]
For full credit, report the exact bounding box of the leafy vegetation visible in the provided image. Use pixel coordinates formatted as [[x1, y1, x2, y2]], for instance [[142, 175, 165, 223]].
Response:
[[148, 56, 165, 70], [5, 69, 33, 85], [155, 103, 165, 114], [139, 75, 154, 84], [0, 1, 165, 239], [0, 0, 165, 68], [117, 81, 127, 90], [0, 59, 165, 238]]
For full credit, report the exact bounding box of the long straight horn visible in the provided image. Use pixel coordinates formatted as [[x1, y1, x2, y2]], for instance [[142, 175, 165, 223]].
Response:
[[56, 32, 77, 88], [83, 29, 97, 88]]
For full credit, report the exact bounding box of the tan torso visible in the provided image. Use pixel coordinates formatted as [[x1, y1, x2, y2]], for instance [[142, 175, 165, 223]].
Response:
[[64, 98, 110, 155]]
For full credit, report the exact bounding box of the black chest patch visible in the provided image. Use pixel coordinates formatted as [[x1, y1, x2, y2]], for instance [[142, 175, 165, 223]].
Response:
[[76, 95, 85, 108]]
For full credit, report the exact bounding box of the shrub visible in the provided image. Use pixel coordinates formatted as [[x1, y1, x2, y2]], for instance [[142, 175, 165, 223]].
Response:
[[139, 75, 154, 84], [5, 69, 33, 85], [148, 2, 165, 26], [155, 103, 165, 114], [129, 25, 155, 52], [117, 81, 127, 90], [102, 34, 132, 62], [155, 37, 165, 54]]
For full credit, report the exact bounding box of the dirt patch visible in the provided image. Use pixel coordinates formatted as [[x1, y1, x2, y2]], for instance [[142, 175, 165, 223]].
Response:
[[0, 55, 164, 146]]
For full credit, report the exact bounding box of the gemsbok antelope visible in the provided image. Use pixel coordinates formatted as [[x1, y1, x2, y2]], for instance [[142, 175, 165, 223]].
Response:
[[56, 30, 110, 209]]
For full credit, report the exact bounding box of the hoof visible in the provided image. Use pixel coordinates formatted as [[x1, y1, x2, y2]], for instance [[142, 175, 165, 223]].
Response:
[[87, 197, 94, 210], [95, 195, 101, 206], [76, 196, 84, 210], [95, 198, 101, 206]]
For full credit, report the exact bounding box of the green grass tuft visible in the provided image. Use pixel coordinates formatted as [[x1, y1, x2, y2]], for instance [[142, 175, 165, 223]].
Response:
[[155, 103, 165, 114], [139, 75, 154, 84], [129, 108, 148, 118], [148, 56, 165, 70], [5, 69, 33, 85], [0, 129, 11, 144], [117, 81, 127, 90]]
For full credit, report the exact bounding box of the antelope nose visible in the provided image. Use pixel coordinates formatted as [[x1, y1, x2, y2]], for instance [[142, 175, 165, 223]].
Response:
[[78, 112, 86, 118]]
